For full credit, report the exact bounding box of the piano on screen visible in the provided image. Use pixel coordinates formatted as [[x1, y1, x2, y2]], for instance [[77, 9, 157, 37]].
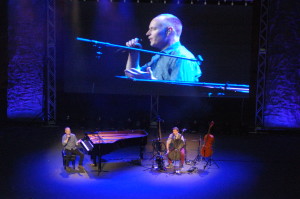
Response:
[[81, 130, 148, 174]]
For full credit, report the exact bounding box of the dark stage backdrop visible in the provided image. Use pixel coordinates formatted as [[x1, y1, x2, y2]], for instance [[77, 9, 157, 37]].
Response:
[[59, 1, 253, 97]]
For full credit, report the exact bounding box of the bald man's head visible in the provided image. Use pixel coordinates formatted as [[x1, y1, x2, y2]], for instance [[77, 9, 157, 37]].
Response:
[[155, 14, 182, 38], [65, 127, 71, 135], [146, 14, 183, 50]]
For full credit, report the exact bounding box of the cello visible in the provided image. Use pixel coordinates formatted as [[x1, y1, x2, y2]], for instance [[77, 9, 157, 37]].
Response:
[[167, 128, 186, 161], [200, 121, 215, 158]]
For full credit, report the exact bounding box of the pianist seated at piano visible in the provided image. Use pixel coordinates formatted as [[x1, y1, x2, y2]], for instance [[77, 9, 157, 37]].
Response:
[[124, 13, 202, 82], [62, 127, 85, 170]]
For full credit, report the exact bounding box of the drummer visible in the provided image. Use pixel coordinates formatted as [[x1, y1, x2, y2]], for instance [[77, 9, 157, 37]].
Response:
[[166, 127, 185, 168]]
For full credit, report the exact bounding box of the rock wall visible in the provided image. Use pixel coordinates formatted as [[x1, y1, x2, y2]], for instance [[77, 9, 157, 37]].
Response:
[[264, 0, 300, 128], [7, 0, 46, 119]]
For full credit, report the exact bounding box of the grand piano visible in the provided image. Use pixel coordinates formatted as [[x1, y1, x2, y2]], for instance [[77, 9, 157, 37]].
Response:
[[81, 130, 148, 174]]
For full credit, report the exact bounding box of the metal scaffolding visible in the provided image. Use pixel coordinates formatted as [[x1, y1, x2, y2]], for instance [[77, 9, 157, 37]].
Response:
[[150, 95, 159, 125], [255, 0, 269, 129], [46, 0, 56, 124]]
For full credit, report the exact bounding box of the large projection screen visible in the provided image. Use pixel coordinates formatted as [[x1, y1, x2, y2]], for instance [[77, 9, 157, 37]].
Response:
[[60, 1, 253, 97]]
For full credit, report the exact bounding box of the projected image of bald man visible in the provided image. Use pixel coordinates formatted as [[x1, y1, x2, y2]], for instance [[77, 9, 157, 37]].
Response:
[[124, 14, 202, 82]]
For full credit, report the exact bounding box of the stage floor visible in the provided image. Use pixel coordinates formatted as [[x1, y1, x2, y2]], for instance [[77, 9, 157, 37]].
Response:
[[1, 125, 299, 199]]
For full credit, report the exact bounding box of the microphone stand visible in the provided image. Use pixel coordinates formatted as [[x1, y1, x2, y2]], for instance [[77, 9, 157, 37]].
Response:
[[76, 37, 203, 63]]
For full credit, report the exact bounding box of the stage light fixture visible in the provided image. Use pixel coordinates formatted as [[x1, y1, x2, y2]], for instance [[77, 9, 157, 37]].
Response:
[[191, 0, 194, 4], [231, 1, 234, 6], [204, 0, 207, 5], [217, 1, 220, 5]]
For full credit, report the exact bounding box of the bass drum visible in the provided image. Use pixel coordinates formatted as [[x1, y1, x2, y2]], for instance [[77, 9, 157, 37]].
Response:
[[152, 140, 166, 153], [167, 139, 185, 161]]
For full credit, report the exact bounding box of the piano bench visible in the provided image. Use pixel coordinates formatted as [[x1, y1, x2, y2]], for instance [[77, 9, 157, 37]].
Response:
[[62, 150, 76, 170]]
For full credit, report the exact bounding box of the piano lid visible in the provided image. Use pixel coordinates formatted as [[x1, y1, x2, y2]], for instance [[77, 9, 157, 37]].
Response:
[[87, 130, 148, 144]]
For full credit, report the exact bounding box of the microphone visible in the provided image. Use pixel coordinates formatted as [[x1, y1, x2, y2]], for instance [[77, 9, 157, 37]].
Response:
[[116, 38, 143, 53], [131, 38, 143, 44], [66, 135, 71, 142]]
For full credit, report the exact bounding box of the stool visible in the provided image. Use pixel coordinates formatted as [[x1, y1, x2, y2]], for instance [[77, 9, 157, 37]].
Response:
[[62, 150, 76, 169]]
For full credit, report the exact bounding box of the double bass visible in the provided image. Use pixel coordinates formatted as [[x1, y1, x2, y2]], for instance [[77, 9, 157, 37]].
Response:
[[200, 121, 215, 158]]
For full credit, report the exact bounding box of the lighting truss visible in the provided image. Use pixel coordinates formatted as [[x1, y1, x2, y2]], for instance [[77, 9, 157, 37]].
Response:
[[79, 0, 255, 5], [46, 0, 57, 124], [255, 0, 269, 129]]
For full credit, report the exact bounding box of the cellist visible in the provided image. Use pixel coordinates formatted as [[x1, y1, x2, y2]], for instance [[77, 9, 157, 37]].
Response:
[[166, 127, 185, 169]]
